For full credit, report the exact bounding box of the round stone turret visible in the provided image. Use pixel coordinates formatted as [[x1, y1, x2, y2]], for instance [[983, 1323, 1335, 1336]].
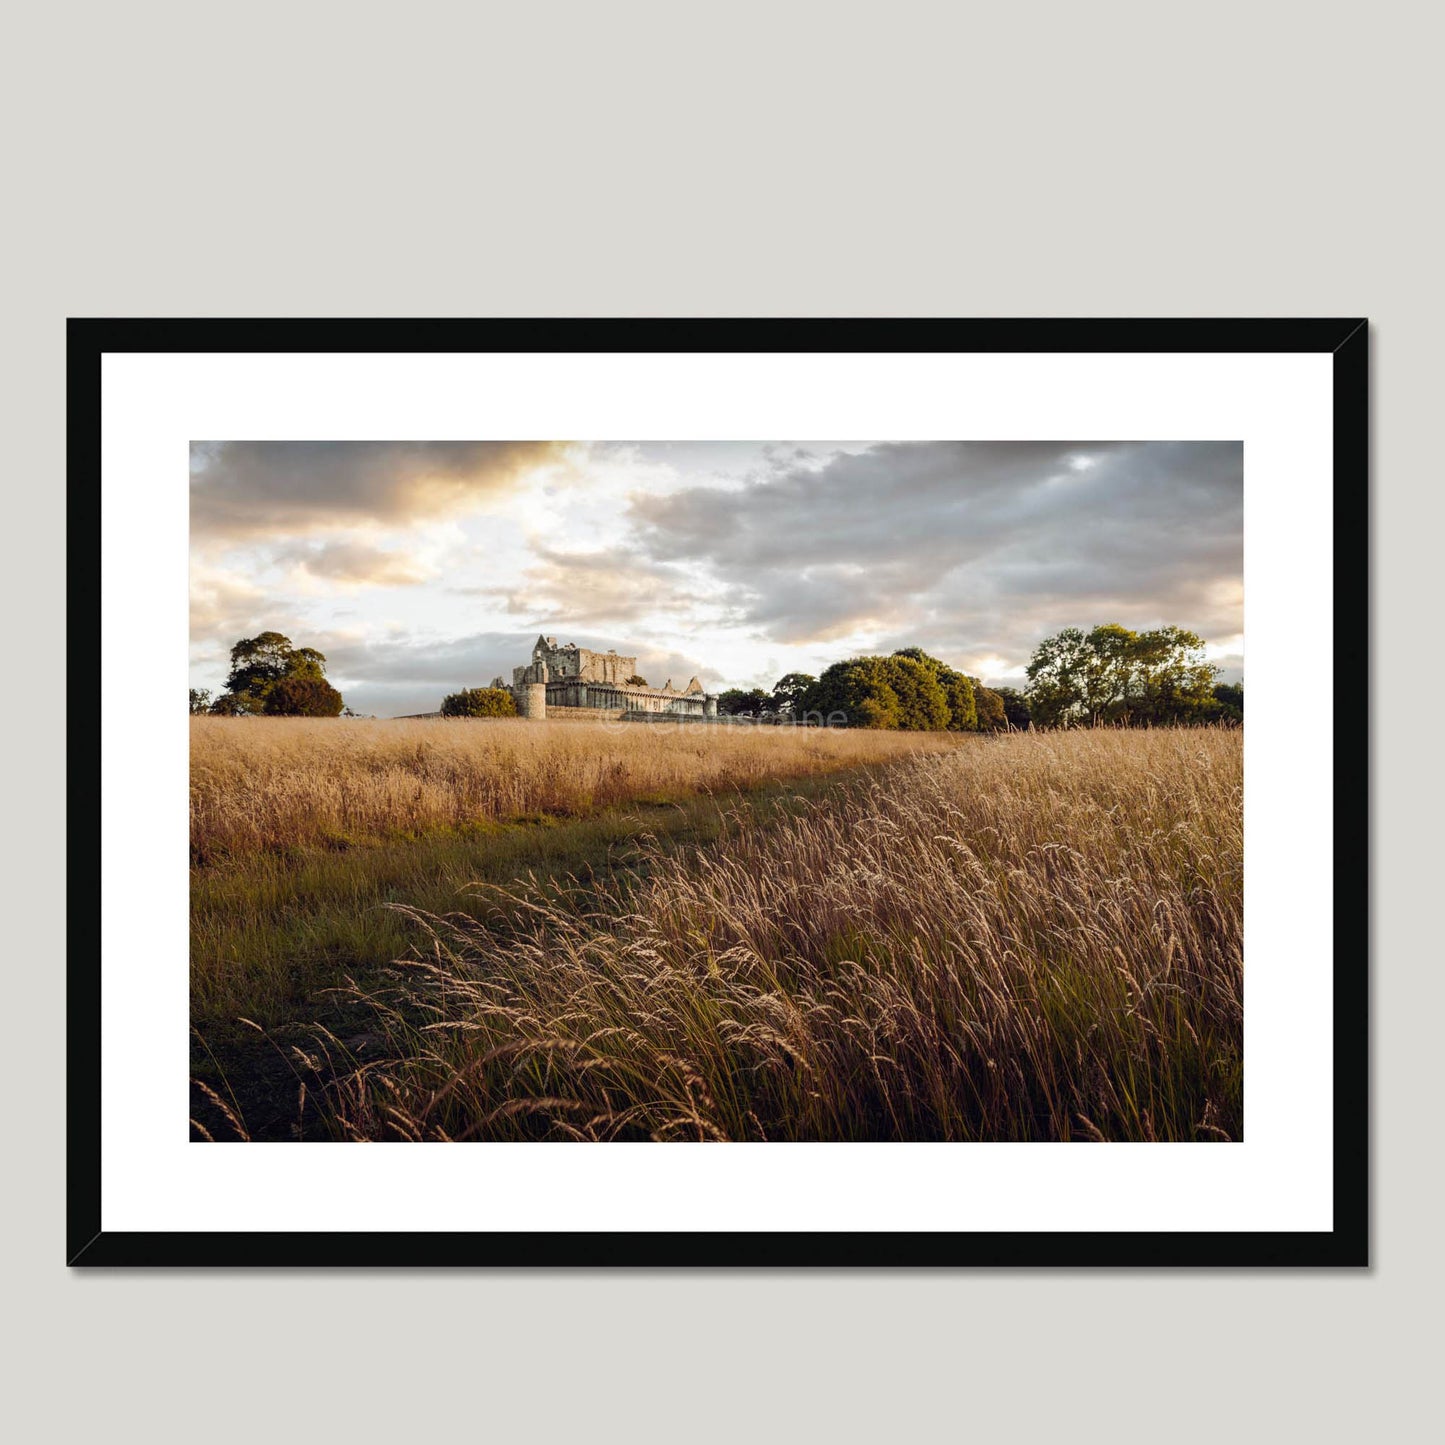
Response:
[[514, 658, 548, 719]]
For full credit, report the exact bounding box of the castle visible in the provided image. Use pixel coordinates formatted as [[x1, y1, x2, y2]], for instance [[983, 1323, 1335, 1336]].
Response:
[[500, 636, 717, 721]]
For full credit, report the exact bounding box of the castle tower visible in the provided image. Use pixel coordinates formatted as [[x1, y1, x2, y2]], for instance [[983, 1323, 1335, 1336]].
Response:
[[514, 658, 548, 719]]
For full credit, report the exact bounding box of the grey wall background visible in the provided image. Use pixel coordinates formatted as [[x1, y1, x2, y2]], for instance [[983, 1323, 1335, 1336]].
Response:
[[5, 2, 1436, 1440]]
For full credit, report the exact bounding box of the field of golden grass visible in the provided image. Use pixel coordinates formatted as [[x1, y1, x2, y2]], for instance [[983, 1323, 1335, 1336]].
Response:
[[199, 726, 1243, 1144], [190, 716, 960, 863]]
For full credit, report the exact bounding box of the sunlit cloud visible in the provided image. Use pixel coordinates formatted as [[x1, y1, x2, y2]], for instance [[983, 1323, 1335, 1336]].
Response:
[[268, 538, 436, 589], [190, 440, 573, 538]]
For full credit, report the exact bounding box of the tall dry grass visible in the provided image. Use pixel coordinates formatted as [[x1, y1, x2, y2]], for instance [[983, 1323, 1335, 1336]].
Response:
[[296, 728, 1243, 1143], [191, 717, 961, 864]]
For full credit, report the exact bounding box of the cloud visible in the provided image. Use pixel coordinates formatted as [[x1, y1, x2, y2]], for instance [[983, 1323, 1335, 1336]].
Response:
[[188, 561, 269, 641], [494, 544, 704, 627], [190, 440, 568, 538], [270, 539, 435, 588], [317, 629, 537, 689], [629, 441, 1242, 673]]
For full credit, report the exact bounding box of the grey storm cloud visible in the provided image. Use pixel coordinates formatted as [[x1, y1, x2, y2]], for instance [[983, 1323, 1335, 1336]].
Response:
[[190, 440, 565, 536], [628, 441, 1242, 662]]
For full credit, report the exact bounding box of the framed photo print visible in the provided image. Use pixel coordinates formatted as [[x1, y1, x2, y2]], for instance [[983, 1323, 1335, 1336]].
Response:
[[69, 318, 1367, 1266]]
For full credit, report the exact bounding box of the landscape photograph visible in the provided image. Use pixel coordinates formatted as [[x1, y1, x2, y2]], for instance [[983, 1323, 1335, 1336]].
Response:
[[189, 439, 1244, 1144]]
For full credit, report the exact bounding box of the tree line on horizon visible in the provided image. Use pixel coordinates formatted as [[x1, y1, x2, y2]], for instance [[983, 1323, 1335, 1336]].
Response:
[[717, 624, 1241, 730], [192, 623, 1243, 728]]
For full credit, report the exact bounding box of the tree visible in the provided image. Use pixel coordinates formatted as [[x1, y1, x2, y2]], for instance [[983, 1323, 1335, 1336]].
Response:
[[769, 672, 816, 717], [223, 631, 295, 702], [716, 687, 770, 717], [798, 654, 951, 731], [287, 647, 329, 682], [1025, 624, 1144, 725], [939, 672, 978, 732], [1024, 627, 1094, 727], [263, 675, 345, 717], [993, 686, 1032, 730], [1211, 682, 1243, 722], [799, 659, 901, 729], [209, 631, 346, 716], [1025, 624, 1219, 726], [885, 654, 951, 730], [972, 680, 1006, 732], [892, 649, 974, 730], [188, 688, 212, 715], [440, 687, 518, 718], [625, 674, 649, 687]]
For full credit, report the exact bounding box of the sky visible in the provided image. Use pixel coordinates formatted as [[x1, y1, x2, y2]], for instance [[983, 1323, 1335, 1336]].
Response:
[[190, 440, 1243, 718]]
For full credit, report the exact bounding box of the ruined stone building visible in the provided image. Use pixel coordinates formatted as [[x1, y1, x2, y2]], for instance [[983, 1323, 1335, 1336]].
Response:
[[501, 636, 716, 721]]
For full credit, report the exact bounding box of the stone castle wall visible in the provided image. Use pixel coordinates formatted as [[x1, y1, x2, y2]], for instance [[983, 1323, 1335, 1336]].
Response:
[[545, 679, 707, 715], [622, 709, 724, 724], [522, 639, 636, 688], [510, 635, 714, 722], [543, 705, 629, 722]]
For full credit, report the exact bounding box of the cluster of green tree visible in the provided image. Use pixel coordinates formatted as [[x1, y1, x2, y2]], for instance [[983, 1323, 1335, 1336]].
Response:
[[439, 686, 518, 718], [800, 649, 1011, 732], [1211, 681, 1244, 723], [713, 673, 811, 718], [715, 626, 1240, 733], [993, 687, 1033, 730], [718, 653, 1014, 732], [714, 686, 769, 716], [195, 632, 346, 717], [1025, 624, 1239, 727]]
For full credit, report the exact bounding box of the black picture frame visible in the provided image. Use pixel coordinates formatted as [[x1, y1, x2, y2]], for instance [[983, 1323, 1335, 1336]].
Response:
[[68, 317, 1368, 1268]]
